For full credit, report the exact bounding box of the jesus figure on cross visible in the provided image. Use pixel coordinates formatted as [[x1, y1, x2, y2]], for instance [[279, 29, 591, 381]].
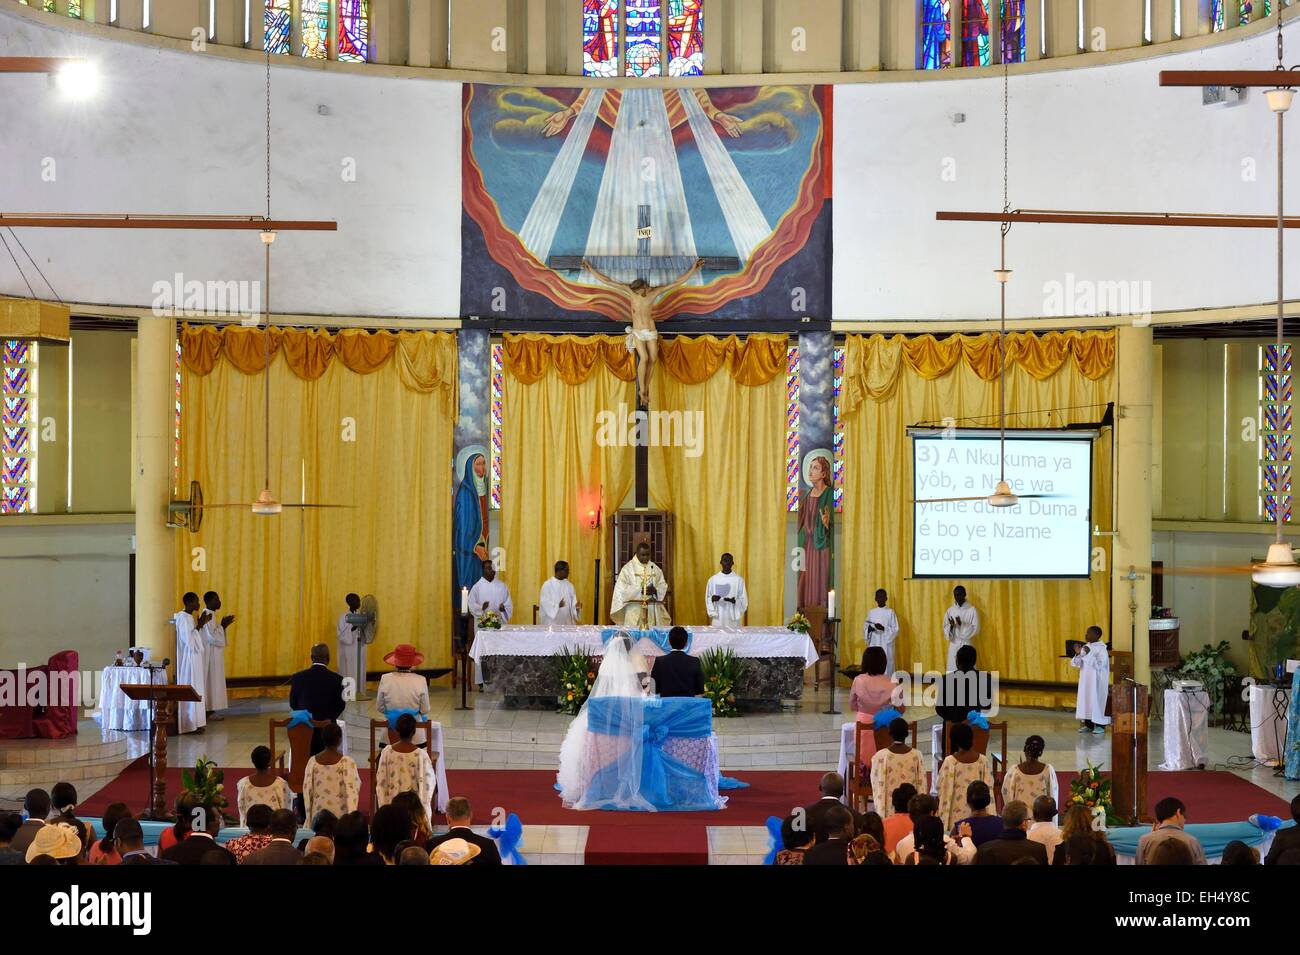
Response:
[[582, 256, 705, 407]]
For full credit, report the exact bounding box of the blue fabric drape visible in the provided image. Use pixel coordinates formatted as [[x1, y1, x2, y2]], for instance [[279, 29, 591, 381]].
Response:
[[385, 707, 424, 730], [600, 628, 693, 653], [286, 710, 314, 729], [1107, 820, 1295, 859]]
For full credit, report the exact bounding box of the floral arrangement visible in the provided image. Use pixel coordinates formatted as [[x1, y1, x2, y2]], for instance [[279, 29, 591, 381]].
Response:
[[180, 756, 232, 821], [1175, 640, 1238, 717], [555, 646, 596, 715], [477, 609, 503, 630], [1069, 760, 1120, 826], [700, 647, 745, 718], [786, 612, 811, 634]]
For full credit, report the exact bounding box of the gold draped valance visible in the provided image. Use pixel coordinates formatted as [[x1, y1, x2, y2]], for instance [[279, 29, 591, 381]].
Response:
[[503, 333, 788, 386], [180, 324, 457, 394], [839, 330, 1116, 414]]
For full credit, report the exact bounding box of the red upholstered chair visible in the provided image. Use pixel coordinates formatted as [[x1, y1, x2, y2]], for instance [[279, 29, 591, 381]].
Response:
[[32, 650, 80, 739]]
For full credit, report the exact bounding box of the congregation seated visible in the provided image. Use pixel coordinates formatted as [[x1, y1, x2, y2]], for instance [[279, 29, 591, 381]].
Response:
[[10, 789, 51, 857], [802, 772, 863, 841], [893, 792, 975, 865], [115, 819, 174, 866], [936, 723, 993, 832], [375, 713, 437, 823], [398, 845, 431, 866], [870, 718, 925, 818], [1220, 840, 1259, 866], [242, 809, 303, 865], [25, 822, 85, 865], [426, 797, 502, 866], [774, 814, 814, 865], [880, 784, 917, 856], [370, 804, 414, 865], [158, 794, 195, 853], [973, 800, 1048, 865], [1002, 735, 1057, 808], [903, 815, 955, 866], [1135, 797, 1206, 866], [236, 745, 294, 825], [302, 724, 361, 821], [161, 802, 236, 866], [1026, 795, 1062, 856], [88, 802, 130, 865], [304, 835, 335, 865], [297, 809, 338, 851], [953, 780, 1002, 847], [392, 791, 434, 845], [0, 811, 24, 865], [333, 811, 383, 866], [225, 804, 274, 863], [803, 803, 855, 865], [1264, 795, 1300, 865], [1061, 833, 1099, 866], [1051, 805, 1116, 866], [302, 850, 333, 865]]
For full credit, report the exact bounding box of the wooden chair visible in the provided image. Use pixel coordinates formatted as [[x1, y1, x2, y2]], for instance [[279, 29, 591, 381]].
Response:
[[368, 717, 440, 816], [846, 720, 918, 815], [268, 716, 333, 793], [942, 719, 1009, 810]]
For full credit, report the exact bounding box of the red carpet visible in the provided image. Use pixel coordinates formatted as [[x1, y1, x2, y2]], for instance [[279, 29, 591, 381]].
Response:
[[80, 760, 1291, 858], [583, 824, 708, 864]]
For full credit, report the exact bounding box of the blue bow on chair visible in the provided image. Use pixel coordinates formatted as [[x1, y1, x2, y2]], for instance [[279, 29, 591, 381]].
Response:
[[966, 710, 990, 730], [386, 707, 424, 730], [873, 706, 904, 727], [286, 709, 315, 729], [641, 723, 671, 747], [487, 812, 527, 865], [763, 815, 784, 865], [1250, 813, 1283, 832]]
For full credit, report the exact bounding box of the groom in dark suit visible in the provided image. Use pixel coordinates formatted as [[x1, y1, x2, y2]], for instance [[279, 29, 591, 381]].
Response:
[[289, 644, 347, 755], [649, 626, 705, 698]]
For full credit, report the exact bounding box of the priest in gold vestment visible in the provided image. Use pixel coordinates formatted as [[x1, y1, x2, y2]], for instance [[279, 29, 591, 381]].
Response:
[[610, 541, 671, 629]]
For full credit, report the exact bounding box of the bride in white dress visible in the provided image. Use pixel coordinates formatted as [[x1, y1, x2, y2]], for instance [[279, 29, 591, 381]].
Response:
[[556, 633, 652, 811]]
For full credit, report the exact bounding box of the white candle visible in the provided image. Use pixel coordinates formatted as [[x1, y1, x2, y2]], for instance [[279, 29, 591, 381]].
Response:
[[827, 589, 836, 619], [460, 586, 469, 615]]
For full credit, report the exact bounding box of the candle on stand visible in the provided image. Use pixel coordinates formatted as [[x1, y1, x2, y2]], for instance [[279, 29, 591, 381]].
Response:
[[827, 589, 836, 619], [460, 586, 469, 615]]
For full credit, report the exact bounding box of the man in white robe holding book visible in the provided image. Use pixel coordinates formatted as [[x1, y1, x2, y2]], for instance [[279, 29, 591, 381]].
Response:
[[705, 553, 747, 629]]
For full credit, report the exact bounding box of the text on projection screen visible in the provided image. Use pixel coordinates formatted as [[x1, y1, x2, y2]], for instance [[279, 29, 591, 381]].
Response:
[[912, 435, 1093, 578]]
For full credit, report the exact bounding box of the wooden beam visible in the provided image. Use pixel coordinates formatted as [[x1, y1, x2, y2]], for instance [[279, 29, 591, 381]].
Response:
[[0, 57, 86, 73], [936, 210, 1300, 228], [0, 216, 337, 231], [1159, 69, 1297, 87]]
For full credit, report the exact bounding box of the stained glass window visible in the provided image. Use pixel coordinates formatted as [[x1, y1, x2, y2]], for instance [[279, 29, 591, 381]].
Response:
[[68, 0, 82, 17], [1001, 0, 1026, 63], [491, 341, 504, 511], [921, 0, 953, 70], [962, 0, 991, 67], [1260, 343, 1293, 523], [265, 0, 291, 55], [175, 338, 183, 494], [625, 0, 662, 77], [301, 0, 329, 59], [584, 0, 620, 77], [1211, 0, 1225, 31], [338, 0, 369, 63], [665, 0, 704, 77], [832, 346, 845, 513], [2, 341, 37, 515], [786, 346, 800, 512], [1242, 0, 1254, 23]]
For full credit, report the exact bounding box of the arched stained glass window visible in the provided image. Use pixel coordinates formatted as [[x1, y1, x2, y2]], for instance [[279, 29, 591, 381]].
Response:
[[962, 0, 991, 67], [921, 0, 953, 70]]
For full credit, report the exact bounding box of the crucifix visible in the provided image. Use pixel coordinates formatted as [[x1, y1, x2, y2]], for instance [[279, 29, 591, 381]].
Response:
[[552, 204, 739, 506]]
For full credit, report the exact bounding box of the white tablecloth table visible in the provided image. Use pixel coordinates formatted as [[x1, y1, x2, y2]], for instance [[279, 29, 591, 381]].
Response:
[[1159, 688, 1211, 770], [1249, 683, 1293, 766], [96, 666, 164, 731], [469, 625, 820, 685]]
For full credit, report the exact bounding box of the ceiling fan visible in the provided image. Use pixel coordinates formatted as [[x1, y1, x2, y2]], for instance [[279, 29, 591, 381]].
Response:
[[914, 58, 1069, 511]]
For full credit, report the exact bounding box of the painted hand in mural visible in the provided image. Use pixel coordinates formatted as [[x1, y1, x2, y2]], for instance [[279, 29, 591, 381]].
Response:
[[713, 112, 742, 138], [543, 105, 578, 137]]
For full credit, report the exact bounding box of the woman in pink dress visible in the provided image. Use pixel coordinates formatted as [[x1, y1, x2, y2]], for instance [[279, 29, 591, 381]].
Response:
[[849, 647, 905, 766]]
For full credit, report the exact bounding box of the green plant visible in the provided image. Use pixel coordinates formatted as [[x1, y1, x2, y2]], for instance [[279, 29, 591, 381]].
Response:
[[700, 647, 746, 717], [554, 646, 596, 715], [1175, 640, 1237, 716], [180, 757, 232, 821]]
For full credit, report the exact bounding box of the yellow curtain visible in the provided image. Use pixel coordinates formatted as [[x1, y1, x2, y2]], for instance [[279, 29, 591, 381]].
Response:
[[176, 326, 457, 677], [649, 339, 788, 627], [502, 345, 636, 629], [502, 333, 787, 628], [840, 331, 1115, 684]]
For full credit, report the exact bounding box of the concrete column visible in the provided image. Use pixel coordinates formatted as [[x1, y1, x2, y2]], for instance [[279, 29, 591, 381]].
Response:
[[1043, 0, 1079, 57], [704, 0, 724, 73], [118, 0, 145, 31], [879, 0, 916, 70], [134, 317, 177, 660], [212, 0, 245, 47], [1091, 0, 1145, 51], [1111, 324, 1154, 686], [842, 0, 881, 71], [371, 0, 410, 65], [249, 0, 266, 50], [1026, 0, 1045, 58]]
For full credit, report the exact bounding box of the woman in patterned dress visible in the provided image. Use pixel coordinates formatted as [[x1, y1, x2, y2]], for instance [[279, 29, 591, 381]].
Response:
[[374, 713, 437, 822], [869, 717, 926, 817], [1001, 734, 1059, 810], [935, 723, 993, 832], [302, 724, 361, 822], [236, 745, 294, 826]]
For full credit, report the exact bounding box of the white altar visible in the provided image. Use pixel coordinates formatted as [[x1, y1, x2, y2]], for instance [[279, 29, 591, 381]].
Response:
[[95, 665, 165, 731]]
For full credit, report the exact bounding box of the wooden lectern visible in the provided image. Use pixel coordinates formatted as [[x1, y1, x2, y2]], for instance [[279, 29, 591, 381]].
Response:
[[1110, 678, 1150, 826], [119, 683, 201, 820]]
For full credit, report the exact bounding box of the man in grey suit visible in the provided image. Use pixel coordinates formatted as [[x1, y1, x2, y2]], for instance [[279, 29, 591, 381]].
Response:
[[243, 810, 304, 865]]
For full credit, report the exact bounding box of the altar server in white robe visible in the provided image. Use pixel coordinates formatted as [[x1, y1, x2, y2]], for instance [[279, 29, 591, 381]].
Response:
[[865, 588, 901, 677], [173, 592, 207, 734], [705, 553, 747, 629], [468, 559, 513, 623], [201, 590, 234, 717], [539, 561, 581, 626], [943, 586, 979, 673], [1071, 625, 1111, 734], [336, 592, 374, 693], [610, 541, 670, 629]]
